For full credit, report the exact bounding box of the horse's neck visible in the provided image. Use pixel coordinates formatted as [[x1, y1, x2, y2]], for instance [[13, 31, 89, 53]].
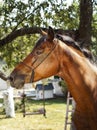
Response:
[[57, 44, 97, 114], [54, 42, 97, 129]]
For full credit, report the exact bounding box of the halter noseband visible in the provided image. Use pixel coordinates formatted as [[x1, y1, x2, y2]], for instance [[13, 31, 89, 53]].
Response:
[[20, 41, 57, 83]]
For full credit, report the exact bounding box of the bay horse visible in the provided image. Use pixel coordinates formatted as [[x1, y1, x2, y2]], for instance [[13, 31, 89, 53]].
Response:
[[10, 27, 97, 130]]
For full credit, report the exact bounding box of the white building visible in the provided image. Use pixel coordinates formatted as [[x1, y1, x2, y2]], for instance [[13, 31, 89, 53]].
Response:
[[0, 58, 8, 91], [35, 83, 54, 100], [48, 76, 64, 96], [52, 79, 64, 96], [0, 78, 7, 91]]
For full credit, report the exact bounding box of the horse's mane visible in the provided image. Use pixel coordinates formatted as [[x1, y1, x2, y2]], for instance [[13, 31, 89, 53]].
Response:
[[56, 34, 94, 62], [35, 33, 94, 63]]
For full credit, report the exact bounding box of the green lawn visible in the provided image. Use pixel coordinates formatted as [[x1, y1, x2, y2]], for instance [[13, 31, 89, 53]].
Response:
[[0, 97, 71, 130]]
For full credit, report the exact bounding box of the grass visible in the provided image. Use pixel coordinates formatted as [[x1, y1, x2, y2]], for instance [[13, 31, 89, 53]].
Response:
[[0, 97, 71, 130]]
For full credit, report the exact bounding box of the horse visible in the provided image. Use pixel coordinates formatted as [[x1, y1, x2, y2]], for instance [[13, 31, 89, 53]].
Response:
[[10, 26, 97, 130]]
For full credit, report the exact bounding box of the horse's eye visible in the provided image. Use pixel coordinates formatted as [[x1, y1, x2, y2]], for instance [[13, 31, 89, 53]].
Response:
[[36, 49, 44, 55]]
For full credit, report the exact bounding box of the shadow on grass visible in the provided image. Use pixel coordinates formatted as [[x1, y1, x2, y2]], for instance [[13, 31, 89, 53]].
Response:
[[26, 97, 67, 106], [0, 97, 67, 118]]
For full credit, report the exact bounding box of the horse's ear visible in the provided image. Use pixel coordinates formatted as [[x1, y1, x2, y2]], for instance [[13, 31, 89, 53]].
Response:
[[39, 28, 47, 36], [47, 26, 54, 41]]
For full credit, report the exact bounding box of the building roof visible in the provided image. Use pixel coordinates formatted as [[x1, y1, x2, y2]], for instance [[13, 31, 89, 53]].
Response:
[[36, 83, 54, 90]]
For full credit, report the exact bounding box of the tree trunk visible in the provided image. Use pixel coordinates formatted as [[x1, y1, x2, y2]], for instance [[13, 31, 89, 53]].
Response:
[[77, 0, 93, 49]]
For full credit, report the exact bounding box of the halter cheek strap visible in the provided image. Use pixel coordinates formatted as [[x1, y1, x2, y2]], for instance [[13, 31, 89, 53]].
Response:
[[30, 70, 35, 83], [20, 62, 35, 83]]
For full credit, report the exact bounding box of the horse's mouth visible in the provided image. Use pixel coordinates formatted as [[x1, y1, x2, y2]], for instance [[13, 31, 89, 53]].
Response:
[[10, 81, 25, 89]]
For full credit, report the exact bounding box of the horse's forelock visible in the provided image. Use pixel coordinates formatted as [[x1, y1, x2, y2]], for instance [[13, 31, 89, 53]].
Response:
[[34, 36, 46, 48]]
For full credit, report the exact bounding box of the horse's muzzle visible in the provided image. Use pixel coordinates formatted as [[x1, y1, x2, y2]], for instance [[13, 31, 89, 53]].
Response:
[[9, 73, 25, 89]]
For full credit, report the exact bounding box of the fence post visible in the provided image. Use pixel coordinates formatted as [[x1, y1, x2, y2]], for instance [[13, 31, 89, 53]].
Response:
[[3, 80, 15, 118]]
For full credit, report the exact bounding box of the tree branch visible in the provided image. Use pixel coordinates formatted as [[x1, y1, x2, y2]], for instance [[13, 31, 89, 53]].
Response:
[[0, 27, 45, 47], [0, 26, 77, 47], [12, 13, 33, 32]]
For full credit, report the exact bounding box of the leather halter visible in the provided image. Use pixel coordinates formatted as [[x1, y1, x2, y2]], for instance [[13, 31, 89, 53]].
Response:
[[20, 41, 57, 83]]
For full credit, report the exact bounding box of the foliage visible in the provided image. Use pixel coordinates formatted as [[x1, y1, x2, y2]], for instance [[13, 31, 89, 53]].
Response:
[[0, 0, 79, 69], [58, 80, 68, 97], [0, 0, 97, 69], [91, 5, 97, 56], [0, 34, 38, 69]]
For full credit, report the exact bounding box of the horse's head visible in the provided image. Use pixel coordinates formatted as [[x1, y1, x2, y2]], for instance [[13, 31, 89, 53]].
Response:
[[10, 27, 60, 89], [10, 26, 93, 89]]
